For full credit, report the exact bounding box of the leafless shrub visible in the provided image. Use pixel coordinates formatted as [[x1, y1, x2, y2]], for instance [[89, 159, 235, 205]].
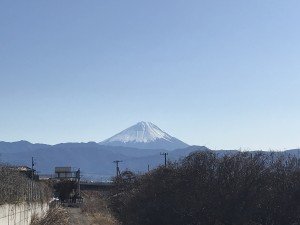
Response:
[[89, 213, 119, 225], [0, 165, 51, 205], [109, 152, 300, 225], [30, 207, 70, 225], [81, 191, 106, 214], [82, 191, 119, 225]]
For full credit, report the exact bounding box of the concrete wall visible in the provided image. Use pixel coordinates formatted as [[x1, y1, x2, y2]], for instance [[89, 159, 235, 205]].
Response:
[[0, 202, 48, 225]]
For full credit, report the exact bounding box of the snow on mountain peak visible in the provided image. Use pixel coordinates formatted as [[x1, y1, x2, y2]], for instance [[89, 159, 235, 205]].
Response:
[[103, 121, 173, 143]]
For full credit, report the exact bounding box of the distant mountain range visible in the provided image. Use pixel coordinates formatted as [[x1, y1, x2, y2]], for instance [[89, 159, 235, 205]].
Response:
[[0, 122, 299, 180], [0, 141, 208, 180], [0, 122, 192, 179]]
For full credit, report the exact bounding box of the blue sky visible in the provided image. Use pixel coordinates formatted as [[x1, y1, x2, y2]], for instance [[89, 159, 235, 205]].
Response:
[[1, 0, 300, 150]]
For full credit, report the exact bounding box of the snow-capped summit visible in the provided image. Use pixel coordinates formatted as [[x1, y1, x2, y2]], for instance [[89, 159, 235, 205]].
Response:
[[100, 121, 189, 150], [104, 121, 172, 143]]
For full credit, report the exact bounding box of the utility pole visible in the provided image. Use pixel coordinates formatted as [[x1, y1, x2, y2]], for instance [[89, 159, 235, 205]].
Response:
[[31, 157, 35, 179], [297, 148, 300, 169], [31, 157, 35, 201], [76, 169, 81, 200], [113, 160, 123, 177], [160, 152, 168, 167]]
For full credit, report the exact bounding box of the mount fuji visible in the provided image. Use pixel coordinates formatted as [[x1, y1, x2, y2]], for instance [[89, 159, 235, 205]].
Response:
[[100, 121, 189, 150]]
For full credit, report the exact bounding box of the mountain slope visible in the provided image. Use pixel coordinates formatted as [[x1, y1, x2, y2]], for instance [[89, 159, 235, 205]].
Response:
[[100, 121, 189, 150], [0, 140, 50, 153]]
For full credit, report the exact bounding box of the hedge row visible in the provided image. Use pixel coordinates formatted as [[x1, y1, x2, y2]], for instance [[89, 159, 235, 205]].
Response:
[[0, 166, 51, 205]]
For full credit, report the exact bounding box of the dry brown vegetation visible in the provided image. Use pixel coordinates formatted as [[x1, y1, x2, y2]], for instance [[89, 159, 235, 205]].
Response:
[[109, 151, 300, 225], [0, 165, 51, 205], [31, 207, 70, 225], [81, 191, 119, 225]]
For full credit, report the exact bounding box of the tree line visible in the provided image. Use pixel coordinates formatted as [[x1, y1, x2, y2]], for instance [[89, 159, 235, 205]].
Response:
[[109, 151, 300, 225]]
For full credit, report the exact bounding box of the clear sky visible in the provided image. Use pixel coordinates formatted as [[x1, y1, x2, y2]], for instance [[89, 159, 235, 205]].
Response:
[[1, 0, 300, 150]]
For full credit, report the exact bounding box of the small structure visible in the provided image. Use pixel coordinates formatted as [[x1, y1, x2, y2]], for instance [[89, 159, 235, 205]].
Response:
[[53, 166, 82, 205], [55, 167, 77, 179], [7, 165, 38, 180]]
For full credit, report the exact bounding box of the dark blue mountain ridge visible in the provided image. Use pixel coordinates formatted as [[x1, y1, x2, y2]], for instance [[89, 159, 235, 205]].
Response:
[[0, 140, 50, 153], [0, 141, 299, 180], [0, 141, 205, 177]]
